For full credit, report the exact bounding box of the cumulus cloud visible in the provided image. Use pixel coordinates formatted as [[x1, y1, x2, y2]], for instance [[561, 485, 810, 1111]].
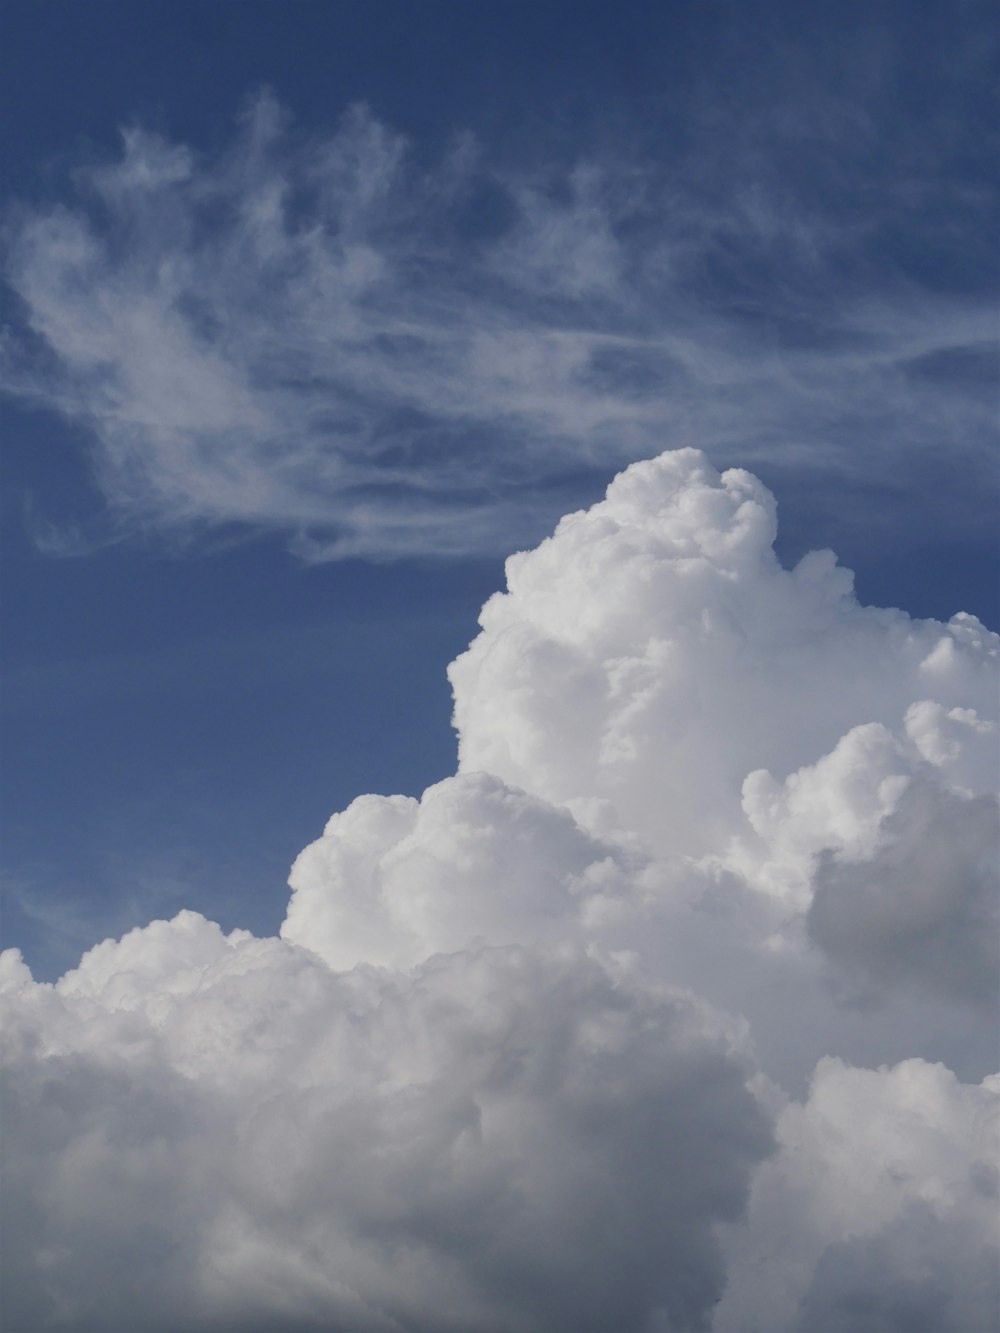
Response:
[[450, 450, 997, 866], [282, 771, 635, 971], [808, 780, 1000, 1007], [2, 451, 997, 1328], [2, 94, 997, 558], [2, 922, 770, 1332], [716, 1058, 1000, 1333]]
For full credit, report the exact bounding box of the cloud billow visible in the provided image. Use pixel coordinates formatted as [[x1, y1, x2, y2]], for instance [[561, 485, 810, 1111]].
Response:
[[2, 450, 997, 1329]]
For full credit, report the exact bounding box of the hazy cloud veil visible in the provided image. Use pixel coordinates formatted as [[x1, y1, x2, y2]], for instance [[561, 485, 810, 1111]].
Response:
[[3, 447, 997, 1330], [2, 93, 997, 560]]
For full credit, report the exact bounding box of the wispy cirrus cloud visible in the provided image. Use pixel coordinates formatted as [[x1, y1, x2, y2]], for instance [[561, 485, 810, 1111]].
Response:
[[2, 90, 996, 560]]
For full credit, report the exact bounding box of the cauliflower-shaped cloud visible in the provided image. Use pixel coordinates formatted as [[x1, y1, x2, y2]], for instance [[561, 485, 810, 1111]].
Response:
[[2, 449, 997, 1330], [716, 1057, 1000, 1333], [2, 921, 769, 1332]]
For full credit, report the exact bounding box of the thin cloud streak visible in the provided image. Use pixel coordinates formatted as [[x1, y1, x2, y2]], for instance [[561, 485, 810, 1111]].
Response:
[[2, 92, 996, 560]]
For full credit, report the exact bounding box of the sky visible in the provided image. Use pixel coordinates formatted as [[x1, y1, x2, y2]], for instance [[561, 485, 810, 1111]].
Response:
[[1, 3, 998, 1330]]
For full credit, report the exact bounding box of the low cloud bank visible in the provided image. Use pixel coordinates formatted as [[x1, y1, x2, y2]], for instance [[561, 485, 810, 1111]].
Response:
[[3, 450, 997, 1330]]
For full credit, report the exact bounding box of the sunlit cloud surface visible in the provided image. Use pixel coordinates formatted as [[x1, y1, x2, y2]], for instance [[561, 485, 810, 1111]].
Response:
[[3, 452, 997, 1330]]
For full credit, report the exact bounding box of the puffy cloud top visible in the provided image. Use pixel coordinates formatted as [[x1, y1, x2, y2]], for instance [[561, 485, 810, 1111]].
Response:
[[3, 451, 997, 1330], [451, 449, 996, 865]]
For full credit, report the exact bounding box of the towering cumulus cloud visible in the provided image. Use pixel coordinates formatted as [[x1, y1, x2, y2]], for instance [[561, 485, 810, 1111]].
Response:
[[3, 451, 997, 1331]]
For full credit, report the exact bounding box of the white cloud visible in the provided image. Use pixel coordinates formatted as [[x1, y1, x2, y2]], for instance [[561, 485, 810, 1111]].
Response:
[[283, 771, 635, 971], [448, 447, 999, 1088], [715, 1058, 1000, 1333], [2, 920, 770, 1332], [807, 780, 999, 1007], [450, 450, 997, 869], [2, 451, 997, 1328], [2, 94, 996, 559]]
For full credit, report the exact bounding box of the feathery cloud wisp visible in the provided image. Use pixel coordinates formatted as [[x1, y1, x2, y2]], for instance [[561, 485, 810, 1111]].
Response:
[[3, 94, 996, 559]]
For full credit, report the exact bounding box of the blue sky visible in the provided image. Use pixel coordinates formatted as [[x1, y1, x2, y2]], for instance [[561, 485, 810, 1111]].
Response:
[[2, 0, 997, 980]]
